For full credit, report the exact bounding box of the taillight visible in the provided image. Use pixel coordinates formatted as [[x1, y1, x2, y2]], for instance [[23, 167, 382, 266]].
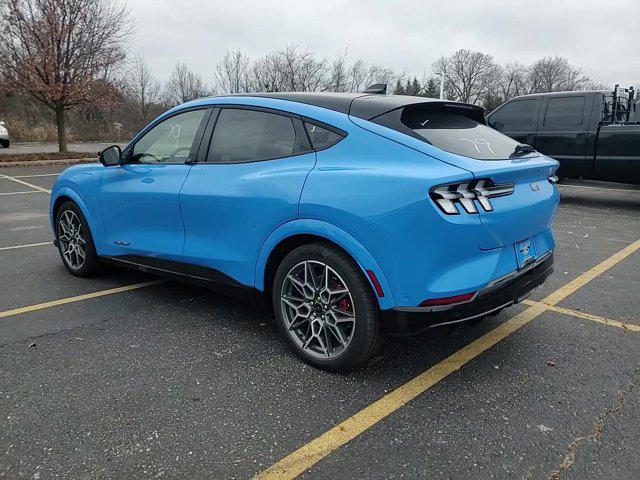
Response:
[[430, 179, 515, 215]]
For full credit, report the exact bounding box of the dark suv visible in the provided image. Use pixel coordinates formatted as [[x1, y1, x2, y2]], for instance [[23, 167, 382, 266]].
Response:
[[487, 88, 640, 184]]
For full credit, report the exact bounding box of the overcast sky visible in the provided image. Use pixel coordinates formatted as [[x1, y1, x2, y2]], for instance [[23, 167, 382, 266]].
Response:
[[127, 0, 639, 89]]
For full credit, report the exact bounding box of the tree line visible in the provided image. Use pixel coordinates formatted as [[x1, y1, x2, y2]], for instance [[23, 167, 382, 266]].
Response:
[[0, 0, 606, 152]]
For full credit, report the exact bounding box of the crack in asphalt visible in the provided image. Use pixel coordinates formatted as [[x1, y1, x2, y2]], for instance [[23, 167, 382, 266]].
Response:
[[547, 368, 639, 480], [0, 319, 110, 349]]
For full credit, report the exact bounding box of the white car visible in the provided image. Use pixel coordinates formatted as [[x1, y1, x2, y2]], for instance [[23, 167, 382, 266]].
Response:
[[0, 121, 9, 148]]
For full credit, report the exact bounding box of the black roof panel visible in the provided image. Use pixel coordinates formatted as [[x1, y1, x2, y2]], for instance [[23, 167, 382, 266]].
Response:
[[238, 92, 367, 115], [228, 92, 483, 120]]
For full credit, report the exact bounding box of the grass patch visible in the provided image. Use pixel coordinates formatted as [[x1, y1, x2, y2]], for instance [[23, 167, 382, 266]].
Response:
[[0, 151, 97, 163]]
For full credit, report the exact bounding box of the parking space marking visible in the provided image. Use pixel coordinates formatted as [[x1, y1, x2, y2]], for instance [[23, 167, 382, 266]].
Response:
[[0, 241, 52, 251], [256, 238, 640, 480], [0, 172, 51, 194], [0, 190, 48, 196], [0, 280, 165, 319], [558, 184, 640, 194], [523, 300, 640, 332], [12, 174, 60, 178], [541, 239, 640, 306]]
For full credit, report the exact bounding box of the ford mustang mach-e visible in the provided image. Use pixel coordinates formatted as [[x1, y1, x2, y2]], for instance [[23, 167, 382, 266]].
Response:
[[50, 92, 559, 370]]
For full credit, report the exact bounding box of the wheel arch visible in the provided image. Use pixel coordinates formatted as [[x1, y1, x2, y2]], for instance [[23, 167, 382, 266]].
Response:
[[255, 219, 396, 310], [50, 188, 101, 245]]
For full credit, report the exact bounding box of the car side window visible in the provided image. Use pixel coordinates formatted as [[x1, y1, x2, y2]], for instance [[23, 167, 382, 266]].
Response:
[[132, 109, 206, 164], [207, 109, 296, 163], [544, 96, 585, 128], [490, 99, 537, 131], [304, 122, 343, 149]]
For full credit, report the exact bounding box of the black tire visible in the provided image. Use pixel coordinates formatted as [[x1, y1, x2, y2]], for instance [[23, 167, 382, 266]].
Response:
[[55, 201, 101, 277], [0, 140, 8, 148], [272, 243, 383, 371]]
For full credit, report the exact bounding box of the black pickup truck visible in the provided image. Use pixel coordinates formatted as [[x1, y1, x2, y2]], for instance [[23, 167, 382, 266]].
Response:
[[486, 87, 640, 184]]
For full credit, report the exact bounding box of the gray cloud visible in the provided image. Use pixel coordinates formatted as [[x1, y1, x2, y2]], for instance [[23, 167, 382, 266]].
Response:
[[127, 0, 639, 89]]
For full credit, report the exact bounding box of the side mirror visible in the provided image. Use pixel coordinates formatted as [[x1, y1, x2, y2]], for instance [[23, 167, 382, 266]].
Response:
[[490, 121, 504, 131], [99, 145, 122, 166]]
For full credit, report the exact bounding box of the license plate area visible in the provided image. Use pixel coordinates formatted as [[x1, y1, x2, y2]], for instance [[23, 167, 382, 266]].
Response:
[[514, 237, 537, 269]]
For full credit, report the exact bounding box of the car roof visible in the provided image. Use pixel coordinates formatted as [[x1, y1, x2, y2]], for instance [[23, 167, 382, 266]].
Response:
[[510, 90, 609, 100], [217, 92, 482, 120]]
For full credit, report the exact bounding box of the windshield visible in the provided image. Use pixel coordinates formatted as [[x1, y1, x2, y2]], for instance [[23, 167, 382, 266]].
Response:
[[401, 107, 536, 160]]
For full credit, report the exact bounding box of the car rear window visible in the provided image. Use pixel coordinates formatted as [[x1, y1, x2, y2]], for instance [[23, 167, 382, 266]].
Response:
[[373, 103, 535, 160]]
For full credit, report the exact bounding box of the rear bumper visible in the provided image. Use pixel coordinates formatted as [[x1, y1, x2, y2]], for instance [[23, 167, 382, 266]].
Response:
[[382, 251, 554, 335]]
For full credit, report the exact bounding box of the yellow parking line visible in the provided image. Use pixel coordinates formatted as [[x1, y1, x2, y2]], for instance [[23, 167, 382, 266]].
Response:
[[541, 239, 640, 306], [0, 280, 165, 319], [523, 300, 640, 332], [256, 238, 640, 480], [0, 241, 52, 251], [0, 172, 51, 194]]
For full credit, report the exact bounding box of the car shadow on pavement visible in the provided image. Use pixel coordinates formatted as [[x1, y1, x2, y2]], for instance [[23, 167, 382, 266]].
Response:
[[135, 280, 518, 383]]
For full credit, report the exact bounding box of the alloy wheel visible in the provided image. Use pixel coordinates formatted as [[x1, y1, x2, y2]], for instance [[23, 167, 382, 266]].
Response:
[[57, 210, 87, 270], [280, 260, 356, 359]]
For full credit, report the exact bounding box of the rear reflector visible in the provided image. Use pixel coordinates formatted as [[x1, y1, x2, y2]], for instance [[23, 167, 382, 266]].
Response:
[[366, 270, 384, 297], [419, 292, 475, 307]]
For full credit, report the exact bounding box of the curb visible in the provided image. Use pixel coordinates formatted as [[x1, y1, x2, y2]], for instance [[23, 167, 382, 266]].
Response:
[[0, 158, 98, 168]]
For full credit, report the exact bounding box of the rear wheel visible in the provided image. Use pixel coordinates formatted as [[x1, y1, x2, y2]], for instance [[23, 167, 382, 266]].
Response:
[[272, 243, 382, 371], [0, 140, 8, 148], [55, 201, 101, 277]]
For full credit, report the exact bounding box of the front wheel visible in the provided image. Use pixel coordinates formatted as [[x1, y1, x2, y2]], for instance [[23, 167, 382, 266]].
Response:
[[55, 201, 101, 277], [272, 243, 382, 371]]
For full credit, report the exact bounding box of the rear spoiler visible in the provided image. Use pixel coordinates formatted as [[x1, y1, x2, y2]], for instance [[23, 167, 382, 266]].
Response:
[[350, 95, 485, 124]]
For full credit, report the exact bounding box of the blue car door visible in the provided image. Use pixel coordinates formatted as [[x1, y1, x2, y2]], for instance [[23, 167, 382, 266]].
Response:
[[98, 108, 210, 271], [179, 106, 316, 290]]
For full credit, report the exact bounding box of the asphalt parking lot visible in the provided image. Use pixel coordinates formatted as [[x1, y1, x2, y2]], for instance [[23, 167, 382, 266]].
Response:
[[0, 142, 125, 156], [0, 164, 638, 480]]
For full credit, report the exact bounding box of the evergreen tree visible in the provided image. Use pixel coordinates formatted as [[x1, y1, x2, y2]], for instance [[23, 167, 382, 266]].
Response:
[[393, 79, 405, 95], [411, 77, 422, 96], [423, 78, 439, 98]]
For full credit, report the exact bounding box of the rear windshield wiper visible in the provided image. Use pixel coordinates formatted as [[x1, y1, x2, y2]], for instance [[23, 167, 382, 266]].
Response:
[[510, 144, 536, 158]]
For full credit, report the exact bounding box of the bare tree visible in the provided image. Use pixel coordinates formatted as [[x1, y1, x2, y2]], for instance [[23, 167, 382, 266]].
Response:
[[433, 49, 500, 104], [164, 62, 209, 105], [125, 55, 161, 122], [249, 52, 285, 92], [278, 46, 327, 92], [325, 50, 350, 92], [0, 0, 133, 152], [497, 62, 528, 101], [526, 55, 591, 93], [361, 64, 396, 91], [213, 47, 398, 95], [214, 51, 250, 94]]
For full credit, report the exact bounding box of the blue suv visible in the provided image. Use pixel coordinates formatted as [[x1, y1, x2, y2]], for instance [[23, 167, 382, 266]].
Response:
[[50, 92, 559, 370]]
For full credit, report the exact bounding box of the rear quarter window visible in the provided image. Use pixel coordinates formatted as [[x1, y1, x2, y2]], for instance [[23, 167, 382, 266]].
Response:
[[304, 122, 344, 150]]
